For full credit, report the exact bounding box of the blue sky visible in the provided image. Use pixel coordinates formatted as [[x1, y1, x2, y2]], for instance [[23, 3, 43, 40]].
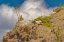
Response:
[[45, 0, 64, 7], [0, 0, 25, 6], [0, 0, 64, 7]]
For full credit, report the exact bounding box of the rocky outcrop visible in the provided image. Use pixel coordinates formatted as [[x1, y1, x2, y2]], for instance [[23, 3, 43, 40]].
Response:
[[3, 10, 64, 42], [2, 20, 56, 42]]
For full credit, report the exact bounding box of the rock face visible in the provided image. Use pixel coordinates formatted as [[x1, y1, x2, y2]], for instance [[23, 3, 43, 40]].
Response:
[[3, 10, 64, 42], [51, 10, 64, 42]]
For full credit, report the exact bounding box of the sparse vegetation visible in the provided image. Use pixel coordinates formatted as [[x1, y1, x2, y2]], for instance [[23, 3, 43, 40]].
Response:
[[53, 7, 64, 13], [53, 4, 64, 13], [34, 16, 53, 27], [56, 26, 61, 42]]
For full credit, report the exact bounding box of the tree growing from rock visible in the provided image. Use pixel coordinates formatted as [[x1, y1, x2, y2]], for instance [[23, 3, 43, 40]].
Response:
[[15, 6, 24, 21]]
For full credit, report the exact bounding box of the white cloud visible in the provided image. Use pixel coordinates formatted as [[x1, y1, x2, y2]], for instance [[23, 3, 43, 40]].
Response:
[[20, 0, 54, 20], [0, 4, 17, 42], [0, 0, 56, 42]]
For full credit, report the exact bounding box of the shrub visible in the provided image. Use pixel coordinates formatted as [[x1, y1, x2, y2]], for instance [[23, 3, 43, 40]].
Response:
[[53, 6, 64, 13], [34, 16, 43, 22], [34, 16, 53, 27], [43, 22, 52, 27]]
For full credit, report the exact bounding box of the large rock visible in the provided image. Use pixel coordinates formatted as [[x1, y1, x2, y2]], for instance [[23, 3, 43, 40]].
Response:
[[3, 10, 64, 42]]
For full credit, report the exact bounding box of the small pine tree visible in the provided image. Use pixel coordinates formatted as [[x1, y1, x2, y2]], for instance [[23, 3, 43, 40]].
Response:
[[60, 3, 63, 8], [19, 15, 24, 21]]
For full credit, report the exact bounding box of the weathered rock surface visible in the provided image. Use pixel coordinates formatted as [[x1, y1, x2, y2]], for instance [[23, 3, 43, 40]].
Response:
[[3, 10, 64, 42]]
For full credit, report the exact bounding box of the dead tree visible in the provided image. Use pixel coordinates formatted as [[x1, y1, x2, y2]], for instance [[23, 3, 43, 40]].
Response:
[[15, 6, 21, 21]]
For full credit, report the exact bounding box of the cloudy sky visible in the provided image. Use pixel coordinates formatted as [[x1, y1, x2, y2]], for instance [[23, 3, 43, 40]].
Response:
[[0, 0, 64, 42]]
